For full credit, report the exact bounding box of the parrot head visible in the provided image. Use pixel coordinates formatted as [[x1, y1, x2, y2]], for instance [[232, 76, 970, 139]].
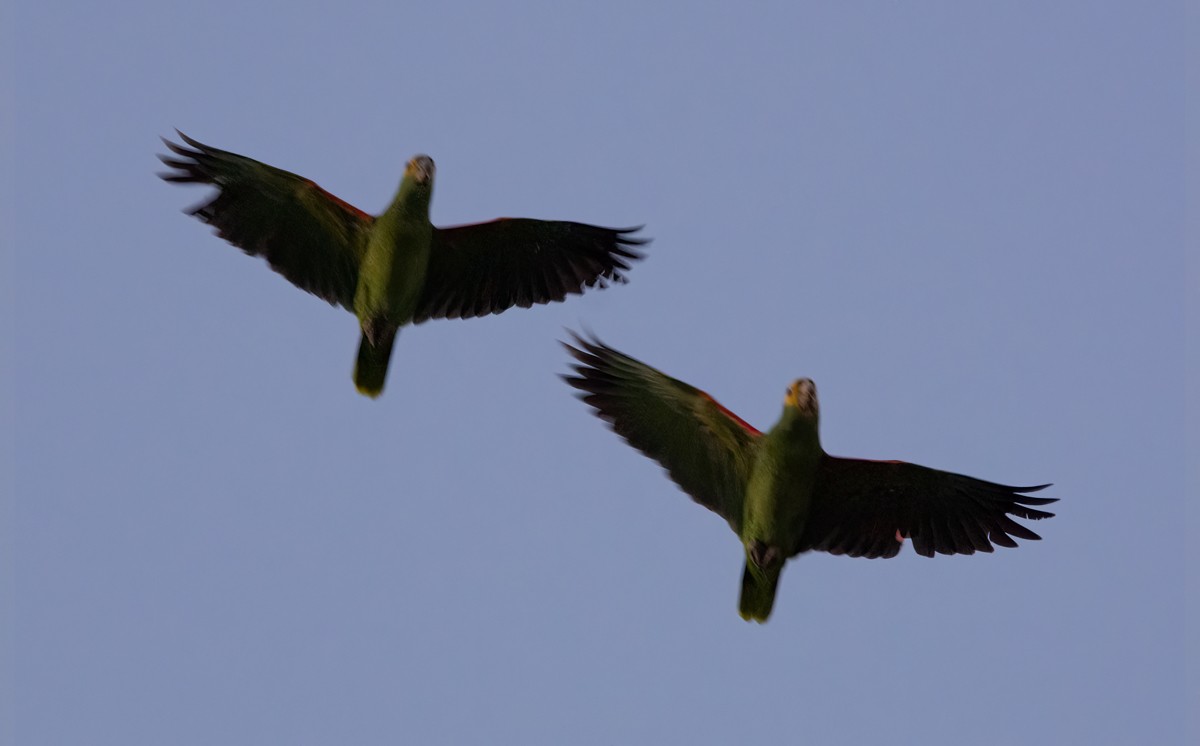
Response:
[[784, 378, 819, 417], [405, 155, 436, 186]]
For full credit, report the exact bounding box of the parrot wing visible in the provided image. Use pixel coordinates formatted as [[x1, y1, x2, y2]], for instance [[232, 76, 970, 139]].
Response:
[[798, 456, 1055, 558], [563, 332, 761, 532], [159, 132, 372, 310], [414, 220, 645, 322]]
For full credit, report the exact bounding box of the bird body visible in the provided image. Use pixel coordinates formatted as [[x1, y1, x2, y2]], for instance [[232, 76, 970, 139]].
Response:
[[563, 333, 1055, 622], [739, 388, 821, 620], [352, 157, 435, 394], [357, 158, 434, 329], [160, 134, 646, 398], [743, 388, 821, 555]]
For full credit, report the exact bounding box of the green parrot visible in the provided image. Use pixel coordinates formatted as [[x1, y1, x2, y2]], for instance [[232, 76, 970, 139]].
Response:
[[159, 133, 646, 397], [562, 333, 1056, 622]]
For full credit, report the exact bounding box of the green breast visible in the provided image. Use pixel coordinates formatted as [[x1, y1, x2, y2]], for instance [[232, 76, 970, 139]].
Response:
[[355, 217, 432, 325], [741, 422, 821, 552]]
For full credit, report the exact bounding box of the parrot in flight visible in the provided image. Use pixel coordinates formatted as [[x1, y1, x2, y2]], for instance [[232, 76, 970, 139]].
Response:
[[562, 332, 1056, 622], [159, 133, 646, 397]]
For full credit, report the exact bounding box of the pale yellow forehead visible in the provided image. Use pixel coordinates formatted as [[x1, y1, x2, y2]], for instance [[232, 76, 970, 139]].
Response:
[[405, 155, 436, 180], [784, 378, 818, 412]]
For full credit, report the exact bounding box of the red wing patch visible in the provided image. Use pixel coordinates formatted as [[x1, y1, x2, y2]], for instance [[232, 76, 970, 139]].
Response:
[[305, 180, 374, 222], [700, 391, 761, 436]]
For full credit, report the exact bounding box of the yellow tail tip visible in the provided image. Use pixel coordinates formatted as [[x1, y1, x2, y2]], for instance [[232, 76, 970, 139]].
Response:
[[355, 382, 384, 398]]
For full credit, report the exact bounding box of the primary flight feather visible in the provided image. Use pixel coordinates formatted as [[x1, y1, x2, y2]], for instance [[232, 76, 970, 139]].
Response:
[[159, 132, 646, 397], [562, 332, 1056, 622]]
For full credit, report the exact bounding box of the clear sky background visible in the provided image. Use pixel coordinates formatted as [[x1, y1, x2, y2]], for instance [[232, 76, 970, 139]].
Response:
[[5, 2, 1193, 744]]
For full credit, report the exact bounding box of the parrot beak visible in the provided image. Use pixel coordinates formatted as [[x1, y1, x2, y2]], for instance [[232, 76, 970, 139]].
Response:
[[785, 379, 819, 415], [407, 155, 436, 185]]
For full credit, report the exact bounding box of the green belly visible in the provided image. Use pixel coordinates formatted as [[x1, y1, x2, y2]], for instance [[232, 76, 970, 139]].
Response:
[[742, 433, 820, 553], [355, 223, 431, 325]]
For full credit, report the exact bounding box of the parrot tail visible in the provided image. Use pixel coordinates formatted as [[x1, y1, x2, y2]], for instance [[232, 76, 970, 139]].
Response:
[[738, 559, 782, 623], [354, 326, 398, 398]]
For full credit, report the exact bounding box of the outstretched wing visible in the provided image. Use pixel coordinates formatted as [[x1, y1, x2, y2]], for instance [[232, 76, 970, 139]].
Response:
[[413, 220, 646, 322], [797, 456, 1055, 559], [159, 132, 373, 310], [563, 332, 760, 532]]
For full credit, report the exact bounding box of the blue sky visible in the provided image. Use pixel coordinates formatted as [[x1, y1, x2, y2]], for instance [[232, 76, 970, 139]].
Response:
[[6, 1, 1192, 744]]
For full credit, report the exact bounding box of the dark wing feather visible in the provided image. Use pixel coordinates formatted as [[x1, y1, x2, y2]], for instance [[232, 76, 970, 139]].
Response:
[[562, 332, 760, 532], [159, 132, 373, 310], [413, 219, 646, 323], [797, 456, 1055, 559]]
